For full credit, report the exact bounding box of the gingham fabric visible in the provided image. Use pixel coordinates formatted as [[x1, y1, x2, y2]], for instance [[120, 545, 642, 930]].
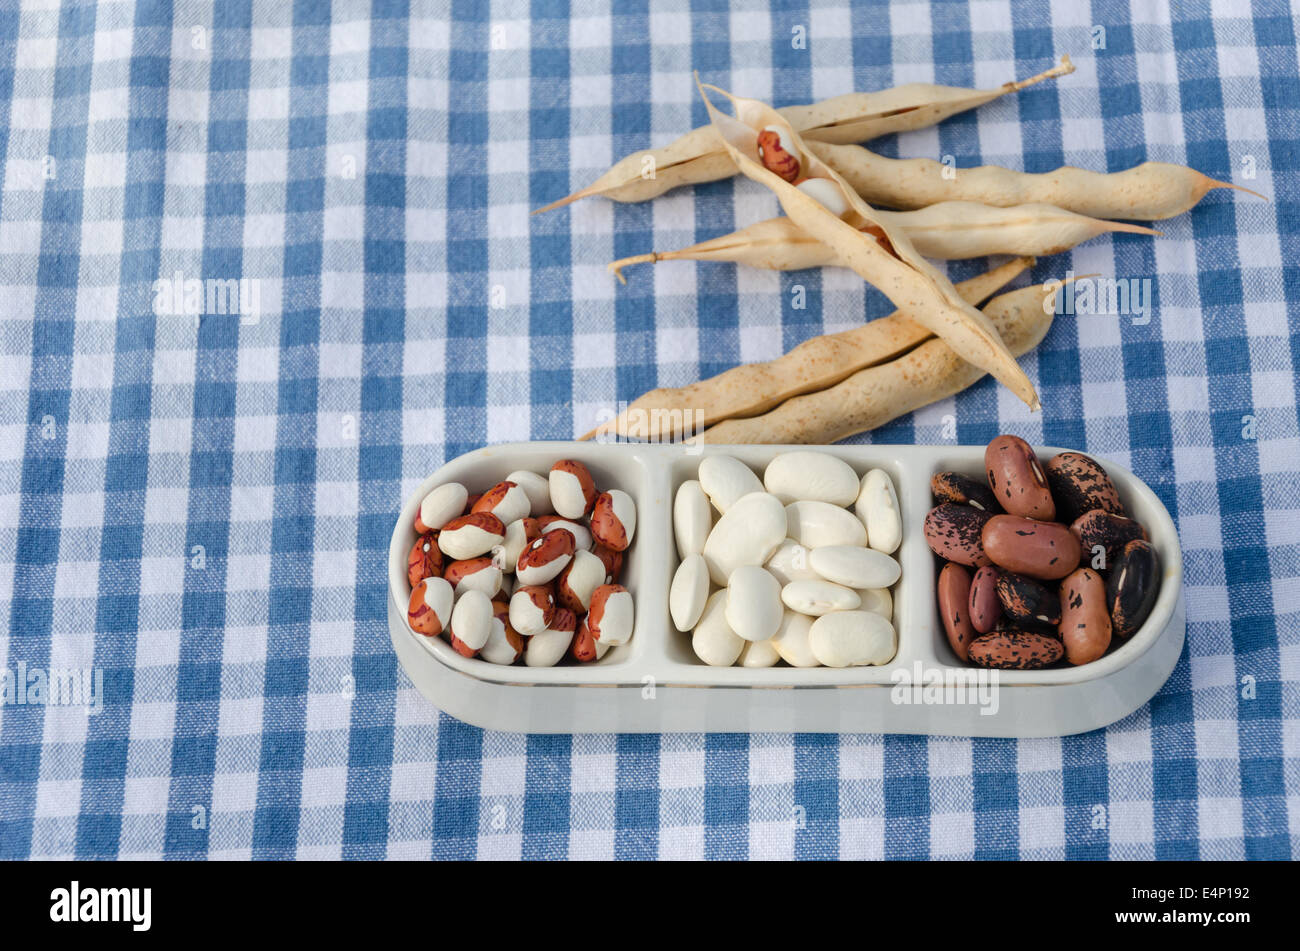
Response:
[[0, 0, 1295, 861]]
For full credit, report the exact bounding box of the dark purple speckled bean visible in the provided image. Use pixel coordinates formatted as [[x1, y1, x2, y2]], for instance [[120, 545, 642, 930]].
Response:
[[1070, 509, 1148, 570], [930, 472, 1001, 513], [995, 571, 1061, 628], [1045, 452, 1125, 523], [1106, 538, 1161, 638], [924, 503, 993, 567]]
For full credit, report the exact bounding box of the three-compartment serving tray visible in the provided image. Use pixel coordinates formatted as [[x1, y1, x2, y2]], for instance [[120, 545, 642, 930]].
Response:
[[388, 442, 1185, 736]]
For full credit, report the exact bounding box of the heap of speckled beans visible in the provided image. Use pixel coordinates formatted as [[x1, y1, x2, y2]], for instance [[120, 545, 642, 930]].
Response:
[[925, 435, 1161, 669], [405, 460, 635, 667]]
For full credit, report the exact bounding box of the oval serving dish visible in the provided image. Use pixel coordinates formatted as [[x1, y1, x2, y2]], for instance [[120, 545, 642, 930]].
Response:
[[388, 442, 1184, 736]]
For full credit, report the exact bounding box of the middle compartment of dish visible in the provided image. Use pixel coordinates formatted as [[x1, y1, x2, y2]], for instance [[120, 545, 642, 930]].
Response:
[[658, 444, 950, 686]]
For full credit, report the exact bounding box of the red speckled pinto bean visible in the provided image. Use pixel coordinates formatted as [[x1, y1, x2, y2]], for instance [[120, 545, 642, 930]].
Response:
[[1058, 567, 1111, 665], [985, 435, 1055, 520], [982, 515, 1080, 579]]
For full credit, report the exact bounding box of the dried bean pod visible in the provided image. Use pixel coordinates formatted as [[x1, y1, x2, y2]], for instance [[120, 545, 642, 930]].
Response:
[[703, 276, 1077, 444], [535, 59, 1073, 212], [697, 81, 1038, 409], [810, 139, 1264, 221], [586, 258, 1030, 442], [607, 204, 1156, 279]]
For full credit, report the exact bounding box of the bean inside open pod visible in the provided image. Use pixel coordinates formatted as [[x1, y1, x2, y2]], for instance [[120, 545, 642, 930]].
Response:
[[534, 58, 1074, 214], [695, 77, 1039, 410], [608, 202, 1157, 280]]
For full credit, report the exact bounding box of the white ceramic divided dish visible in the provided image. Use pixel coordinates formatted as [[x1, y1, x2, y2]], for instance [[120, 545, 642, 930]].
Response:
[[388, 442, 1184, 736]]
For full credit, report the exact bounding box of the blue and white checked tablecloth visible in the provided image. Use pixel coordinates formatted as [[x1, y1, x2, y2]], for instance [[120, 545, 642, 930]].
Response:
[[0, 0, 1296, 860]]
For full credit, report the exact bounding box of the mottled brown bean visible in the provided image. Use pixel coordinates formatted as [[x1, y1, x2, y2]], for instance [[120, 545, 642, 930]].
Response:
[[968, 565, 1002, 634], [985, 434, 1055, 520], [981, 515, 1080, 580], [1059, 567, 1112, 665], [937, 562, 978, 661], [968, 630, 1065, 669]]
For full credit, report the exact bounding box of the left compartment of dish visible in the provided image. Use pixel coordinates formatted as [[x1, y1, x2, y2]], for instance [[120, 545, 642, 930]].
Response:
[[387, 442, 675, 684]]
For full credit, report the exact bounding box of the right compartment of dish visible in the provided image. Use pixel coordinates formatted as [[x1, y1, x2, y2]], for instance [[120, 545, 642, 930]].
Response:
[[919, 441, 1181, 686]]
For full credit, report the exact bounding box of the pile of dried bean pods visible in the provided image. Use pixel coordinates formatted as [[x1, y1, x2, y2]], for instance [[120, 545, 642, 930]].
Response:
[[406, 460, 635, 667], [541, 59, 1262, 441], [925, 435, 1161, 669]]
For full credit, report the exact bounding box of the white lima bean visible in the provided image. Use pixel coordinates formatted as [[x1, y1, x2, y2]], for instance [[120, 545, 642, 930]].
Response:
[[697, 454, 764, 512], [770, 610, 819, 667], [692, 590, 745, 667], [762, 451, 859, 506], [739, 638, 781, 668], [725, 566, 784, 641], [784, 501, 867, 549], [673, 479, 713, 558], [670, 554, 711, 633], [808, 546, 900, 590], [781, 580, 861, 616], [765, 538, 820, 586], [856, 469, 901, 555], [856, 587, 893, 620], [700, 491, 787, 585], [808, 611, 896, 667]]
